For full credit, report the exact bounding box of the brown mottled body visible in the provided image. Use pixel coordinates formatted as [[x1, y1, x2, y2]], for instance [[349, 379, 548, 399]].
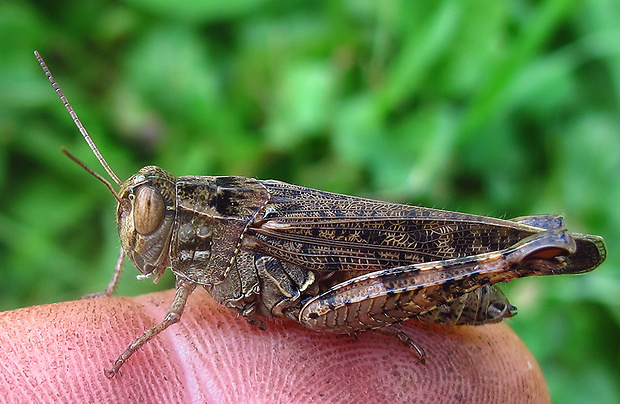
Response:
[[117, 169, 605, 334], [35, 51, 607, 377]]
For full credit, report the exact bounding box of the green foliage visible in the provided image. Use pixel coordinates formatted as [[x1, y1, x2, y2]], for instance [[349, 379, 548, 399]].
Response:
[[1, 0, 618, 401]]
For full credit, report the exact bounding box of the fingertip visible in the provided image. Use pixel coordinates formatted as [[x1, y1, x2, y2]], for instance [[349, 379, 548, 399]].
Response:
[[137, 289, 550, 403], [0, 290, 549, 403]]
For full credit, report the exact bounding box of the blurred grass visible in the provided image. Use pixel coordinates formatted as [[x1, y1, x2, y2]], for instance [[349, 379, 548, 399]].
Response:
[[1, 0, 619, 402]]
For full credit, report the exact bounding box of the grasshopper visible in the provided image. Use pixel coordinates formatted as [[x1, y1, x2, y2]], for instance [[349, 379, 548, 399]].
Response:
[[35, 52, 607, 378]]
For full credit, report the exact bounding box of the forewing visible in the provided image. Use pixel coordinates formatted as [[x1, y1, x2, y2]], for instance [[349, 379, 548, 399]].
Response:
[[246, 180, 536, 273]]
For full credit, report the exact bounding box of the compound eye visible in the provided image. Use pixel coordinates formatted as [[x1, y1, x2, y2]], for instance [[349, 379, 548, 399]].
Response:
[[133, 186, 165, 235]]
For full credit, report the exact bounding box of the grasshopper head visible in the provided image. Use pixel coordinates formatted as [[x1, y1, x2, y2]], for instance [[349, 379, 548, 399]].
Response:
[[34, 51, 180, 283], [117, 166, 177, 279]]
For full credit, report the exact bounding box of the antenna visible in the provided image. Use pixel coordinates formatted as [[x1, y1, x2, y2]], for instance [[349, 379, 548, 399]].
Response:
[[62, 148, 121, 202], [34, 50, 123, 187]]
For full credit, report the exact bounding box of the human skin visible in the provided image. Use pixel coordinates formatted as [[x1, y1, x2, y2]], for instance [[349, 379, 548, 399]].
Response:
[[0, 288, 549, 403]]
